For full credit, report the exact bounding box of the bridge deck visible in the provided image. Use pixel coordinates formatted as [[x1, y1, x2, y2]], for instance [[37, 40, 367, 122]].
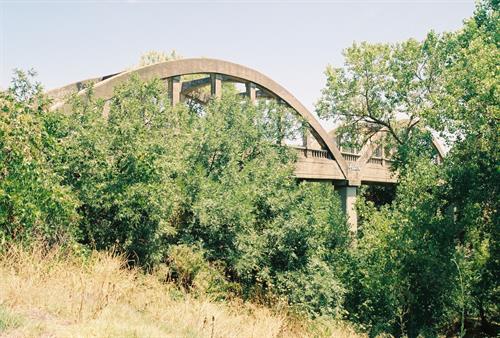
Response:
[[292, 147, 397, 184]]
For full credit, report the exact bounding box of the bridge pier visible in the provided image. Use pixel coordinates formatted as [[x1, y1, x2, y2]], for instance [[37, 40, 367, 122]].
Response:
[[336, 185, 358, 235]]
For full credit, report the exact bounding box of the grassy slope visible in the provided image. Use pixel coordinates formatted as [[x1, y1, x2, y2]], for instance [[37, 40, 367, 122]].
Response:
[[0, 245, 363, 338]]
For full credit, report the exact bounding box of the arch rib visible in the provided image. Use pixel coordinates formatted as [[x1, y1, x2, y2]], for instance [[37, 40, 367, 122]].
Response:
[[49, 58, 348, 179]]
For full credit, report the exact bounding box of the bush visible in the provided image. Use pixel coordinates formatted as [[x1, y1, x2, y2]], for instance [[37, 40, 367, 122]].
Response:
[[52, 78, 350, 315], [2, 69, 350, 317], [165, 244, 237, 299], [55, 77, 187, 267], [170, 97, 349, 315], [275, 259, 346, 317], [0, 71, 79, 246]]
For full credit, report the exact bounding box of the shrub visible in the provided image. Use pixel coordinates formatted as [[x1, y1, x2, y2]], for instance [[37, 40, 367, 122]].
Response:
[[0, 71, 79, 246], [55, 77, 187, 267], [54, 80, 350, 316], [165, 244, 237, 299]]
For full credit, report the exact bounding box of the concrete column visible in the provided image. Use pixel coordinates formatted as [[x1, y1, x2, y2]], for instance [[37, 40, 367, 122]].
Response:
[[381, 143, 386, 167], [337, 185, 358, 235], [245, 82, 256, 103], [302, 129, 314, 149], [167, 76, 181, 106], [210, 74, 222, 98]]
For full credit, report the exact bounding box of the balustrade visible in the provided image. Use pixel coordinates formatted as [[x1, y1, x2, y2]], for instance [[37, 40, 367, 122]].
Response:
[[293, 147, 332, 160], [342, 153, 360, 162], [368, 157, 383, 165]]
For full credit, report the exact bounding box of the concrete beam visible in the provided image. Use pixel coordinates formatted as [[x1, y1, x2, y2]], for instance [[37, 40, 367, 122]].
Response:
[[256, 89, 276, 99], [181, 76, 211, 94]]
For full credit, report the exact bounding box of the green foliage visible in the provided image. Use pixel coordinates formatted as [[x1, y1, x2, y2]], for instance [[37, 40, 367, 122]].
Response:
[[315, 34, 445, 151], [43, 76, 350, 315], [0, 70, 79, 246], [429, 1, 499, 141], [433, 1, 499, 330], [347, 160, 458, 337], [274, 258, 346, 317], [54, 76, 187, 267], [390, 127, 439, 177], [320, 1, 499, 336], [136, 50, 181, 68], [3, 2, 496, 332], [164, 244, 236, 299], [166, 96, 349, 315]]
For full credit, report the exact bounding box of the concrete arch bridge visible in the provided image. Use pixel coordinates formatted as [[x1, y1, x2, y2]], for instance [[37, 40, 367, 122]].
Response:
[[47, 58, 444, 231]]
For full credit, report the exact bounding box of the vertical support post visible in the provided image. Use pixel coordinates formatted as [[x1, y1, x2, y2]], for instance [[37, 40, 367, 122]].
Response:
[[245, 82, 256, 103], [381, 136, 386, 167], [210, 74, 222, 98], [337, 185, 358, 235], [302, 129, 314, 149], [167, 76, 181, 106]]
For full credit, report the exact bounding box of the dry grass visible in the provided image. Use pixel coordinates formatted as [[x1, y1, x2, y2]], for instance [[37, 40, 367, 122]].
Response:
[[0, 244, 364, 338]]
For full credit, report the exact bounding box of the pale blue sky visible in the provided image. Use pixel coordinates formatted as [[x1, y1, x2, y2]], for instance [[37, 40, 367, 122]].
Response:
[[1, 0, 475, 115]]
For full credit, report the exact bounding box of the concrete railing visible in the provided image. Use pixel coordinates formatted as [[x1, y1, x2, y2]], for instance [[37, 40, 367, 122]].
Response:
[[342, 153, 361, 162], [310, 149, 332, 159], [292, 146, 397, 168], [293, 147, 333, 160], [368, 157, 383, 165]]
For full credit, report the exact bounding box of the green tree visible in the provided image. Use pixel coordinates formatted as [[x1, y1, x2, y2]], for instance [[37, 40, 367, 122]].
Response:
[[51, 75, 350, 315], [319, 1, 498, 335], [164, 95, 350, 315], [346, 160, 457, 337], [54, 76, 189, 266], [315, 35, 445, 170], [433, 0, 499, 330], [0, 70, 79, 246], [316, 37, 442, 139]]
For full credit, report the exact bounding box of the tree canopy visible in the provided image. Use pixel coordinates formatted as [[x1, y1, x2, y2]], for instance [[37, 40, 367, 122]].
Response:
[[316, 1, 498, 335]]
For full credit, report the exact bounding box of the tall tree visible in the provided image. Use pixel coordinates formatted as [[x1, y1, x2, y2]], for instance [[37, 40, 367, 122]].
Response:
[[315, 36, 449, 176], [321, 1, 498, 335], [434, 0, 499, 331], [315, 35, 444, 152]]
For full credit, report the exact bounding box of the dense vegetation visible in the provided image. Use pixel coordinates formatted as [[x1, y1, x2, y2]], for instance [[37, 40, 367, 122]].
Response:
[[0, 1, 498, 337], [316, 1, 499, 336]]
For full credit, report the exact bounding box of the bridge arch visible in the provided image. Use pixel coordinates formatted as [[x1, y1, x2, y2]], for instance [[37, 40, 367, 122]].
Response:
[[49, 58, 348, 179]]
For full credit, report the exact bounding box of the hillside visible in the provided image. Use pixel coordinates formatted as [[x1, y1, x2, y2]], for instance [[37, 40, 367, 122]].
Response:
[[0, 245, 362, 338]]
